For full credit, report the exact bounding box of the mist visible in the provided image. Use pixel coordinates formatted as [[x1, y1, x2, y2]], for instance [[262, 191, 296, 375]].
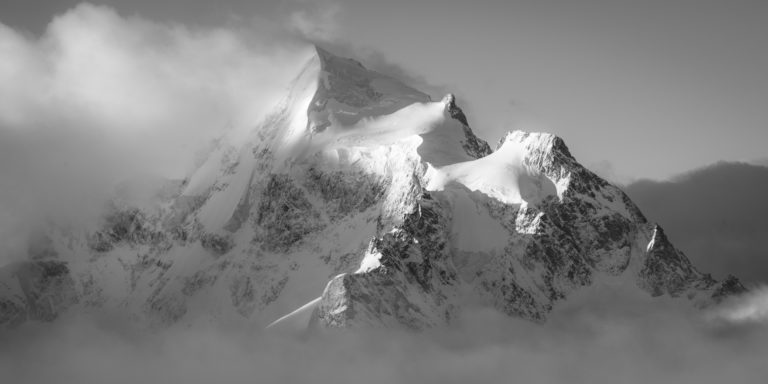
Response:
[[0, 3, 315, 262], [0, 3, 450, 266], [2, 284, 767, 384]]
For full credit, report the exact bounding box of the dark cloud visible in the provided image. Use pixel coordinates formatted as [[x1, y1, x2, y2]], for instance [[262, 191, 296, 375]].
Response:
[[625, 162, 768, 285]]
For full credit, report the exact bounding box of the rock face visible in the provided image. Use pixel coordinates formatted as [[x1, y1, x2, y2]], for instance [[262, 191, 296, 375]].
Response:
[[0, 261, 78, 327], [0, 46, 745, 330]]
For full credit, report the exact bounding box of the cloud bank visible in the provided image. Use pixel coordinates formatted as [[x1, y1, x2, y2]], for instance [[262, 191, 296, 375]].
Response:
[[2, 283, 768, 384], [625, 162, 768, 284]]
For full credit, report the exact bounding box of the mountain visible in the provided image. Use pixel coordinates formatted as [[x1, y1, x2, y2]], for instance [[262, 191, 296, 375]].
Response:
[[0, 46, 745, 330]]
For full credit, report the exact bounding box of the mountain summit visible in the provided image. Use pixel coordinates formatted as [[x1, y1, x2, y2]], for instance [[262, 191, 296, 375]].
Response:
[[0, 46, 745, 329]]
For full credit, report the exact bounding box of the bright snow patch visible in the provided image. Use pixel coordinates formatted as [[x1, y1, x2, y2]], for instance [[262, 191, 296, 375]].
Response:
[[427, 139, 557, 205], [266, 297, 321, 332]]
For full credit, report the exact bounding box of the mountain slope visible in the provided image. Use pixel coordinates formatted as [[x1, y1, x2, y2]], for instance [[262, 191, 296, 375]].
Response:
[[0, 46, 745, 330]]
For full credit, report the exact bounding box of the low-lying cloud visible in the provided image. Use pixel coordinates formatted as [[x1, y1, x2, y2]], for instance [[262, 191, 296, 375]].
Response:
[[708, 286, 768, 325], [625, 162, 768, 285], [2, 284, 768, 384]]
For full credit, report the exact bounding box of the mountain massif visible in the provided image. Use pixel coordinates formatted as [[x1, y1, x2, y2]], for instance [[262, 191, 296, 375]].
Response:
[[0, 47, 745, 330]]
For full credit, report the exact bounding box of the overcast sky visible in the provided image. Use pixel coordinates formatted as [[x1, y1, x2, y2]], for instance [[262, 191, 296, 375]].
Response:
[[2, 0, 766, 181]]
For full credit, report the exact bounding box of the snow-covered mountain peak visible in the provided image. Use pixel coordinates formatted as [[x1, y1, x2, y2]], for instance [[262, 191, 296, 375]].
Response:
[[498, 131, 573, 160], [314, 45, 362, 69], [307, 45, 430, 131], [440, 93, 456, 104], [0, 46, 747, 331]]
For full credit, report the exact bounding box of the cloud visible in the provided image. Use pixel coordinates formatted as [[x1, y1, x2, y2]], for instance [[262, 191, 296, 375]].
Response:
[[0, 2, 313, 169], [0, 3, 316, 262], [2, 284, 768, 384], [624, 162, 768, 284], [709, 286, 768, 325]]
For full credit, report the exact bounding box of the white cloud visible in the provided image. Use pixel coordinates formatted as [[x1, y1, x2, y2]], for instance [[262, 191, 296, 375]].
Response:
[[0, 3, 314, 259], [708, 286, 768, 324], [1, 3, 311, 166]]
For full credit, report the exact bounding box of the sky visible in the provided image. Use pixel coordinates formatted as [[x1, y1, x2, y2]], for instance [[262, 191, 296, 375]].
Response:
[[2, 0, 767, 182]]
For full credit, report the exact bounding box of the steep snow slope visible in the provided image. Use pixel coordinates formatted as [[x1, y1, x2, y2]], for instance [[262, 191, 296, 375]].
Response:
[[427, 135, 557, 205], [0, 46, 745, 330]]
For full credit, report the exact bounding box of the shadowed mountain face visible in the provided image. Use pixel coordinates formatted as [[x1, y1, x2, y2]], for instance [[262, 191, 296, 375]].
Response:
[[0, 47, 746, 331], [626, 162, 768, 285]]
